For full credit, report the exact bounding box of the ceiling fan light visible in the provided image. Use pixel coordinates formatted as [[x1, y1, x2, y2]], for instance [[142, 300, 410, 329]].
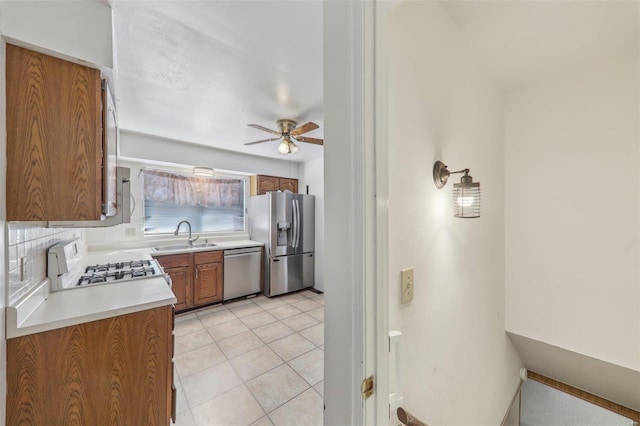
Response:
[[278, 141, 290, 154], [289, 141, 300, 154]]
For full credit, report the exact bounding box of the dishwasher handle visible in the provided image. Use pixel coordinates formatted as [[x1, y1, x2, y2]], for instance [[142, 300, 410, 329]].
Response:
[[224, 247, 262, 257], [225, 252, 261, 259]]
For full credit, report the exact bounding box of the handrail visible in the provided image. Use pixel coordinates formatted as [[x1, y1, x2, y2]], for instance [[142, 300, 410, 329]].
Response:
[[397, 407, 428, 426], [501, 377, 526, 426]]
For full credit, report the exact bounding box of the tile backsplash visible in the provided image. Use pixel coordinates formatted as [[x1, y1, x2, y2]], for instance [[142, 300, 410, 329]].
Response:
[[7, 223, 79, 306]]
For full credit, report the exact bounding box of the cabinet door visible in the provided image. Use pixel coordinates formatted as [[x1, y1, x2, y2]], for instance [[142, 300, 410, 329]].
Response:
[[154, 254, 193, 312], [257, 175, 279, 194], [194, 262, 223, 306], [7, 307, 172, 425], [6, 44, 102, 221], [278, 178, 298, 193], [166, 266, 192, 312]]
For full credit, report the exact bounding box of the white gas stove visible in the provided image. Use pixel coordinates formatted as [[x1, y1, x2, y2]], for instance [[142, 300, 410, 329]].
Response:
[[48, 238, 168, 291]]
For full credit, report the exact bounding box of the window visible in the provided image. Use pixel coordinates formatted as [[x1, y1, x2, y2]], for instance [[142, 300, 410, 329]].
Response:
[[142, 169, 245, 234]]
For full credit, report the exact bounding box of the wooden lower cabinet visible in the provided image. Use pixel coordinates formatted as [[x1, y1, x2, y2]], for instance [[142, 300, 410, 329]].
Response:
[[194, 251, 223, 306], [6, 306, 174, 425], [155, 250, 223, 313], [166, 265, 193, 311]]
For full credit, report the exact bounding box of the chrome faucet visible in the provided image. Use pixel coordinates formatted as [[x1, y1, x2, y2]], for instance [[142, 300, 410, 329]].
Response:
[[174, 220, 199, 246]]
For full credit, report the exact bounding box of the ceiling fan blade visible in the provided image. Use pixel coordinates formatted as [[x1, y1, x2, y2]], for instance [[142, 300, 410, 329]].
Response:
[[293, 135, 324, 145], [290, 122, 319, 136], [244, 137, 281, 146], [248, 124, 282, 136]]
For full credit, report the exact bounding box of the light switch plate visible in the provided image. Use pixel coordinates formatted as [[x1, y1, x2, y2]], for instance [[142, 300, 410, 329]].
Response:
[[401, 267, 414, 304]]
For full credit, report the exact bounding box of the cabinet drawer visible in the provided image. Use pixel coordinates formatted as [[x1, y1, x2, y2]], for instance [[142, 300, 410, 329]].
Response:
[[194, 251, 222, 265], [154, 253, 191, 268]]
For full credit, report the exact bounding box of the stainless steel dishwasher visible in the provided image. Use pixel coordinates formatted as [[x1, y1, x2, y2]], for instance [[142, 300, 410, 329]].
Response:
[[223, 247, 262, 301]]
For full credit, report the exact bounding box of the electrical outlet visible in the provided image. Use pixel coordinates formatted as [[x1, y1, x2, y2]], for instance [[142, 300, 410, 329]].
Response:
[[125, 228, 137, 237], [400, 267, 414, 304]]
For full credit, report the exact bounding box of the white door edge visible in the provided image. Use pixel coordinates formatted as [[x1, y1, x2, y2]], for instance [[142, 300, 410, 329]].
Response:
[[323, 0, 392, 424], [322, 0, 368, 424]]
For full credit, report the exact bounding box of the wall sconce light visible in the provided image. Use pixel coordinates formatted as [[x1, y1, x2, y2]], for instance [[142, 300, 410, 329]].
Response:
[[433, 160, 480, 218]]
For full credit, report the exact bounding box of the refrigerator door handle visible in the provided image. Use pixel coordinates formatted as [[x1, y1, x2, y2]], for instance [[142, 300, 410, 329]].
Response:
[[295, 199, 301, 249], [291, 198, 298, 249], [295, 199, 300, 249]]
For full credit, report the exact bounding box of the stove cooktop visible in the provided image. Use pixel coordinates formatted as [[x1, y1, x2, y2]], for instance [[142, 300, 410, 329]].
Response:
[[84, 260, 154, 274], [48, 239, 168, 291], [77, 266, 157, 286]]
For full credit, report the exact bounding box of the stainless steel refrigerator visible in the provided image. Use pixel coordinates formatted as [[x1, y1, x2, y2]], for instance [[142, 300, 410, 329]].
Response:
[[249, 192, 315, 297]]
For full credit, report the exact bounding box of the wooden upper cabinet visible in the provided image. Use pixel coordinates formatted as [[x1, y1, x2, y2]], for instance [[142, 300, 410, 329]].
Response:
[[254, 175, 279, 194], [278, 178, 298, 193], [250, 175, 299, 195], [6, 44, 103, 221]]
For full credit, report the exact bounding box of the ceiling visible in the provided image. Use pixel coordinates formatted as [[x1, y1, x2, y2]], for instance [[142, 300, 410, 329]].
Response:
[[112, 1, 324, 162], [440, 0, 639, 91], [112, 1, 638, 163]]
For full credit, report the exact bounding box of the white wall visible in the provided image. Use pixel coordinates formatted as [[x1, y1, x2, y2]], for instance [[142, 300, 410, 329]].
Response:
[[299, 157, 324, 291], [120, 131, 300, 179], [387, 2, 522, 424], [1, 0, 112, 69], [505, 58, 640, 371]]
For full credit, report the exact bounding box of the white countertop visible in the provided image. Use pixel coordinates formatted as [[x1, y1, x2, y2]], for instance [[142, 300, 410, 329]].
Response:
[[149, 239, 263, 256], [7, 277, 176, 339], [6, 239, 263, 338]]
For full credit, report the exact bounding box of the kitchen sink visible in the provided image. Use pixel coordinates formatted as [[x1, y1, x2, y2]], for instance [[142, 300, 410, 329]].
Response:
[[152, 242, 217, 252]]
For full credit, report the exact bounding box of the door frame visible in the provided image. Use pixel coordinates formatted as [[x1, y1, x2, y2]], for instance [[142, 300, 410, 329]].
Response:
[[323, 0, 390, 424]]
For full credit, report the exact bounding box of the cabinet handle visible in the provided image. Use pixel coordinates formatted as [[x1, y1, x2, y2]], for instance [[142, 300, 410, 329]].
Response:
[[195, 269, 198, 280]]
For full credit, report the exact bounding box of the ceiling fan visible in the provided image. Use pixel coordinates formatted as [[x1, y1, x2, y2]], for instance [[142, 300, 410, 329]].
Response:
[[245, 119, 324, 155]]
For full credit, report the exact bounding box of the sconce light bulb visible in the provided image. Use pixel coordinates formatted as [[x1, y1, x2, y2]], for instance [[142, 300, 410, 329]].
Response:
[[456, 196, 475, 207]]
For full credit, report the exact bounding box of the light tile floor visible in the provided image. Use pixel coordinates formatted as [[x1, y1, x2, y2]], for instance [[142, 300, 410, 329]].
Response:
[[173, 290, 324, 426]]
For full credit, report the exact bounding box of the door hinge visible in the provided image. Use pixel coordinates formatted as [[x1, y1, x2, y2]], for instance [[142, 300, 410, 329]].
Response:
[[361, 375, 374, 400]]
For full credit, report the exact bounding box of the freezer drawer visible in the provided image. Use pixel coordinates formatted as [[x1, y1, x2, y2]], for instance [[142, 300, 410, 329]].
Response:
[[267, 252, 314, 297], [223, 247, 262, 301]]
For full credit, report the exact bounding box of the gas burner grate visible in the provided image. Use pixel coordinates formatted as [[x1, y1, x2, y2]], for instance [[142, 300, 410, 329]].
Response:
[[85, 265, 110, 273], [77, 267, 156, 286], [130, 267, 156, 278], [84, 260, 153, 273], [78, 274, 108, 286], [128, 260, 152, 269]]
